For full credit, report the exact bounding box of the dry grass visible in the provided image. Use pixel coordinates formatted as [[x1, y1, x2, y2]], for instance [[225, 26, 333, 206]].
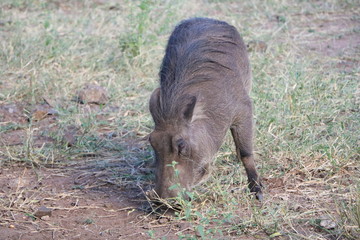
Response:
[[0, 0, 359, 239]]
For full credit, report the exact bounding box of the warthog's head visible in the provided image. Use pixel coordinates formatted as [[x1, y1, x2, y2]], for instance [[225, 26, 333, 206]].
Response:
[[148, 88, 212, 200]]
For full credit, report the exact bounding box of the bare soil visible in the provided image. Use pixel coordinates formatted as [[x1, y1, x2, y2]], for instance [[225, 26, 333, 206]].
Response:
[[0, 164, 188, 240]]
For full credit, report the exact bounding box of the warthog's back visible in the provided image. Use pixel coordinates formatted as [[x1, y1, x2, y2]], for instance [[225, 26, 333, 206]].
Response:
[[157, 18, 252, 123]]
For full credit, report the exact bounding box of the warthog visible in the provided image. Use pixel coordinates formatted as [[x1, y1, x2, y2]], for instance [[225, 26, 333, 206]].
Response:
[[148, 18, 262, 201]]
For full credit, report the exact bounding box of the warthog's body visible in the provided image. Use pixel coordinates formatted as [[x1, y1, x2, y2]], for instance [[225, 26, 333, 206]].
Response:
[[149, 18, 262, 200]]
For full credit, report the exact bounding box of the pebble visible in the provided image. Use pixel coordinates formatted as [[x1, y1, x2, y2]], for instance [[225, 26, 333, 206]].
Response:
[[76, 84, 108, 105], [34, 206, 52, 218]]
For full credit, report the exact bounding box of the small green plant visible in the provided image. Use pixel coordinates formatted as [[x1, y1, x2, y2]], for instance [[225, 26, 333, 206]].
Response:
[[147, 229, 155, 238], [25, 213, 36, 221], [120, 0, 156, 57], [166, 161, 197, 220], [83, 218, 94, 225]]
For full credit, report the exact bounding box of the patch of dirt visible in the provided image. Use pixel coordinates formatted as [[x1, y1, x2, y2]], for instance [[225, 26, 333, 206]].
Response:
[[291, 12, 360, 72], [0, 102, 59, 148], [0, 165, 194, 240], [0, 103, 28, 125], [304, 33, 360, 57], [1, 129, 26, 146]]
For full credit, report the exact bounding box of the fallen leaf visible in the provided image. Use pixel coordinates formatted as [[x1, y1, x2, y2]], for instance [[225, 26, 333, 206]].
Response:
[[269, 232, 282, 238], [32, 110, 48, 121]]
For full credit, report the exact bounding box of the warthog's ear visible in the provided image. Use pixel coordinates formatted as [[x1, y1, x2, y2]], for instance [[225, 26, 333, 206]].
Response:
[[183, 96, 197, 122], [149, 88, 161, 123]]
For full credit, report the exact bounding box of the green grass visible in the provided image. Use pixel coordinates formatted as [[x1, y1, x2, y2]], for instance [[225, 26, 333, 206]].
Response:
[[0, 0, 359, 239]]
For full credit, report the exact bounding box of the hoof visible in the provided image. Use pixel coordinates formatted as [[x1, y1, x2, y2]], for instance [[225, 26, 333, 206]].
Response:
[[255, 191, 263, 202], [250, 182, 263, 201]]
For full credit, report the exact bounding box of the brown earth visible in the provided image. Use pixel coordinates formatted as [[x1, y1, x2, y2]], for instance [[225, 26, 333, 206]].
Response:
[[0, 164, 192, 239]]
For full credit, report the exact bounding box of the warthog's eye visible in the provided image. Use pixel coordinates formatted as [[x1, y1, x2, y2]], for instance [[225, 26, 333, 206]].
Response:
[[176, 138, 186, 155]]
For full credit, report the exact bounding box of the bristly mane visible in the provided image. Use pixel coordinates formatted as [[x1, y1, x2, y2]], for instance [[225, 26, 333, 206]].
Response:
[[157, 18, 243, 121]]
